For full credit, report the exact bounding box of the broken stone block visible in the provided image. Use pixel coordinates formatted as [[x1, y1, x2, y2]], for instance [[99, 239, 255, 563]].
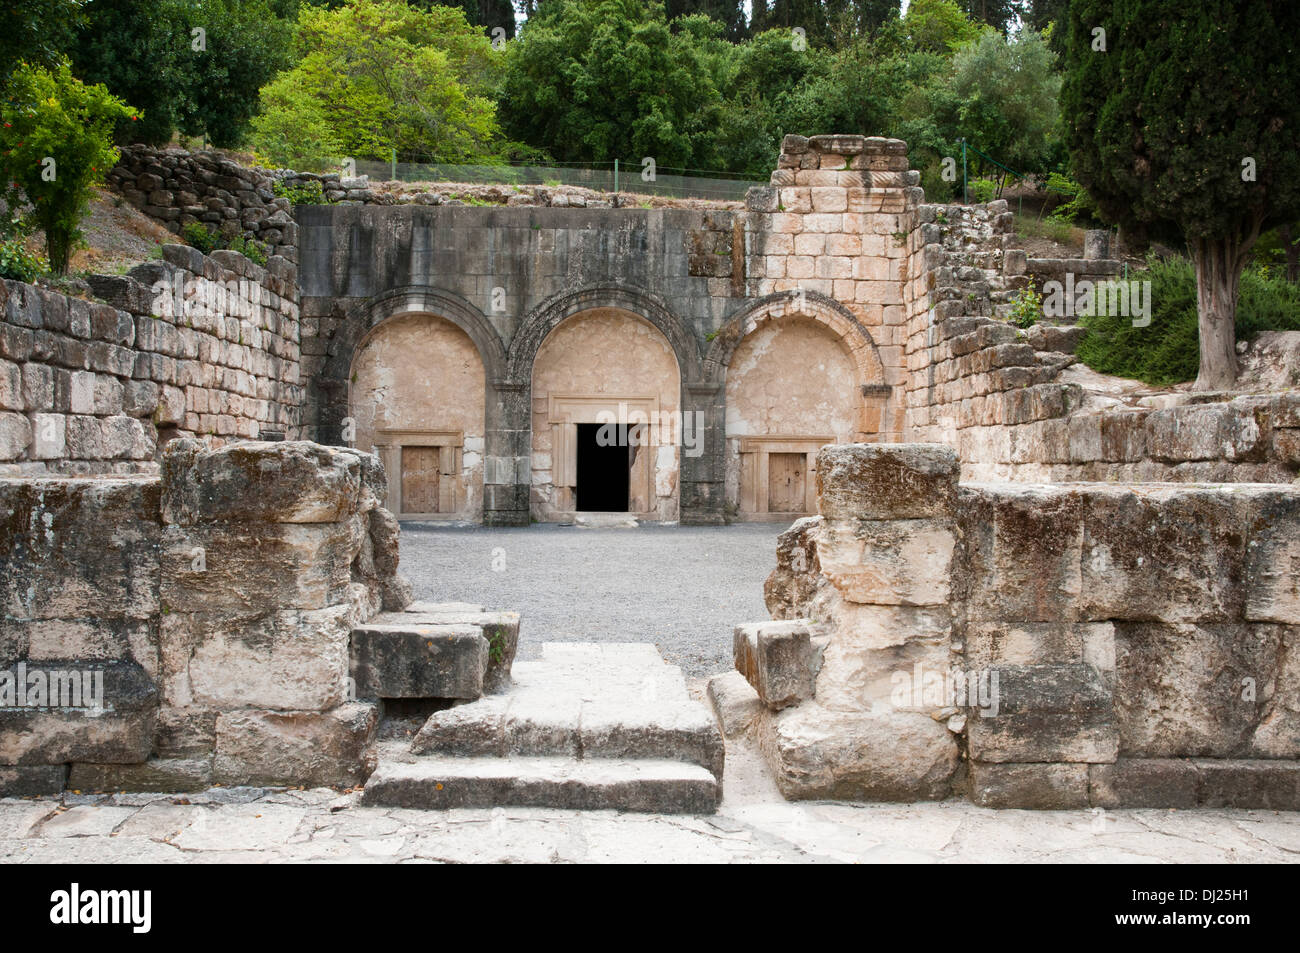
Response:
[[966, 663, 1117, 764], [68, 757, 212, 793], [160, 606, 351, 710], [213, 702, 379, 788], [161, 438, 364, 525], [758, 702, 959, 801], [707, 670, 762, 740], [817, 517, 955, 606], [815, 443, 960, 520], [349, 622, 487, 700], [0, 660, 157, 765], [763, 515, 825, 620], [968, 761, 1090, 809], [0, 477, 161, 621], [159, 518, 362, 613], [394, 603, 518, 692], [734, 621, 823, 709]]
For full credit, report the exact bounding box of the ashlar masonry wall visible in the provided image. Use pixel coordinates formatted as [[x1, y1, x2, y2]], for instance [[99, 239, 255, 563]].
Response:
[[733, 443, 1300, 810], [0, 440, 409, 796], [0, 245, 301, 474]]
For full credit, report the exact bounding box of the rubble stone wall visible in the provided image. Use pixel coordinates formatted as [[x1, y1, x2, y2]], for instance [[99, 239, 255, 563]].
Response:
[[0, 440, 409, 796], [746, 443, 1300, 809], [0, 244, 301, 474], [109, 145, 299, 261]]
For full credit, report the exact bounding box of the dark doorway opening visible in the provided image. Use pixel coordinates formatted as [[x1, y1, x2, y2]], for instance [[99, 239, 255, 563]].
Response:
[[576, 422, 630, 511]]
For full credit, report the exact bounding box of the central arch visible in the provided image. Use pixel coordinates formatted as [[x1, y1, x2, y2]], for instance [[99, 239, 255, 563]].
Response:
[[529, 307, 683, 521]]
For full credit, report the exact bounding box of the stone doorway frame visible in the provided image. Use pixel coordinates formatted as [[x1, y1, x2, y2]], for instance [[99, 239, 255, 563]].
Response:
[[371, 429, 465, 519], [737, 435, 833, 519], [547, 394, 661, 516]]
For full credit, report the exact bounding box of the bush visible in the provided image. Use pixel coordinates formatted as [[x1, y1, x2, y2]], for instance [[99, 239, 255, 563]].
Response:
[[272, 180, 328, 205], [1044, 172, 1100, 226], [182, 222, 267, 265], [1075, 256, 1300, 386], [1008, 286, 1042, 328], [0, 61, 136, 274], [0, 237, 45, 282], [182, 221, 220, 255], [968, 178, 998, 203]]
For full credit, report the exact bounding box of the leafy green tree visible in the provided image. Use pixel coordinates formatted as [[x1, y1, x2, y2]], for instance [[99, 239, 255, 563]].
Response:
[[3, 0, 84, 84], [250, 0, 502, 167], [1061, 0, 1300, 390], [667, 0, 747, 39], [903, 0, 980, 53], [498, 0, 723, 168], [69, 0, 190, 145], [416, 0, 518, 39], [931, 28, 1061, 176], [958, 0, 1024, 34], [176, 0, 294, 147], [0, 61, 136, 273]]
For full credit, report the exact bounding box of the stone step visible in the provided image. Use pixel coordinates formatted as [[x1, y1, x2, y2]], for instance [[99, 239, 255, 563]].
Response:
[[362, 643, 725, 812], [409, 643, 724, 777], [361, 755, 719, 813], [349, 602, 519, 700]]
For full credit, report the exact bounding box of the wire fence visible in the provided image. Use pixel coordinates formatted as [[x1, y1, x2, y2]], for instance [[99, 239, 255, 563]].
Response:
[[350, 157, 766, 201]]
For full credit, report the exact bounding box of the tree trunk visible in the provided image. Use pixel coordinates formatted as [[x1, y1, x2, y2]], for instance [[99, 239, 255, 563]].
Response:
[[1190, 235, 1247, 391]]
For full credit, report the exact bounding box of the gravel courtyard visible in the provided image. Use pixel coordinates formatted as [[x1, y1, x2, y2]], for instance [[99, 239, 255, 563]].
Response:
[[397, 523, 786, 678]]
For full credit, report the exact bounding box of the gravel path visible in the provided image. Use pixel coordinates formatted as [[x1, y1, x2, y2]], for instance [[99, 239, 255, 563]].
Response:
[[396, 523, 786, 678]]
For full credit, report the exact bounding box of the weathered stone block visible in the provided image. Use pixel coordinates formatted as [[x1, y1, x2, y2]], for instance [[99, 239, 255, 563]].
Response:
[[0, 764, 68, 796], [161, 438, 365, 524], [213, 702, 379, 787], [969, 761, 1089, 809], [815, 443, 960, 520], [733, 621, 821, 710], [69, 757, 212, 793], [160, 606, 351, 710], [391, 604, 517, 692], [707, 670, 762, 739], [817, 517, 955, 605], [966, 663, 1117, 763], [760, 702, 959, 801], [349, 622, 487, 700]]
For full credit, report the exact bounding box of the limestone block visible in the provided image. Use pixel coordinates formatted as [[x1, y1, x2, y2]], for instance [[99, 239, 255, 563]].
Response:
[[1244, 491, 1300, 622], [966, 663, 1117, 763], [758, 701, 959, 801], [349, 622, 487, 700], [0, 477, 161, 621], [153, 707, 217, 758], [0, 764, 68, 796], [965, 621, 1115, 669], [1078, 486, 1246, 623], [707, 670, 762, 739], [961, 485, 1084, 622], [815, 616, 950, 713], [0, 660, 157, 765], [69, 757, 212, 793], [161, 438, 364, 525], [763, 516, 826, 620], [213, 702, 379, 787], [1252, 625, 1300, 758], [159, 518, 361, 613], [733, 621, 821, 709], [160, 606, 351, 710], [1114, 622, 1283, 758], [1146, 403, 1259, 462], [816, 443, 959, 520], [392, 604, 518, 693], [0, 411, 31, 460], [817, 517, 955, 606], [969, 761, 1089, 809]]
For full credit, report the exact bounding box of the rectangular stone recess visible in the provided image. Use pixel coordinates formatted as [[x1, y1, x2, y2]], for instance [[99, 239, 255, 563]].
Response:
[[349, 623, 487, 700]]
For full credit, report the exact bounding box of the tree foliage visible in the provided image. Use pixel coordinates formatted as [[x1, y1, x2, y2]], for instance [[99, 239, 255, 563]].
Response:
[[1061, 0, 1300, 388], [250, 0, 502, 167], [2, 0, 85, 85], [0, 61, 135, 274]]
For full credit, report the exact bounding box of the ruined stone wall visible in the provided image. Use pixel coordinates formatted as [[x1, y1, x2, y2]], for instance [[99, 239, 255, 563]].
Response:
[[738, 443, 1300, 810], [109, 145, 299, 260], [0, 245, 301, 474], [0, 440, 409, 796]]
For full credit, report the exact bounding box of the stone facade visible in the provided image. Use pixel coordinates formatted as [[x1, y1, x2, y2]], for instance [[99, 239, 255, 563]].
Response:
[[0, 440, 410, 795], [738, 442, 1300, 809], [0, 245, 300, 474]]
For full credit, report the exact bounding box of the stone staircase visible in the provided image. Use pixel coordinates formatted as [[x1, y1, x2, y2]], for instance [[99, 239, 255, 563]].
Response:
[[352, 608, 723, 813]]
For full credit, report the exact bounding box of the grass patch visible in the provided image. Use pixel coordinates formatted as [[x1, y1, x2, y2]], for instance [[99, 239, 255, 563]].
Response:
[[1014, 213, 1083, 249], [1076, 256, 1300, 386]]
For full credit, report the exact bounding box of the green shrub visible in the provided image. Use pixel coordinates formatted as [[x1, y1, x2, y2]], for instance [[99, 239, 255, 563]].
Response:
[[182, 222, 221, 255], [1076, 256, 1300, 386], [227, 234, 268, 266], [1008, 286, 1042, 328], [1044, 172, 1101, 226], [968, 178, 998, 204], [0, 238, 46, 282], [272, 179, 328, 205]]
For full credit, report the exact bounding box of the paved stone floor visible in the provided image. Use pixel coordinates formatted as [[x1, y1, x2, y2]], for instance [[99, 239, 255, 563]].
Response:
[[3, 744, 1295, 863], [398, 523, 784, 677]]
